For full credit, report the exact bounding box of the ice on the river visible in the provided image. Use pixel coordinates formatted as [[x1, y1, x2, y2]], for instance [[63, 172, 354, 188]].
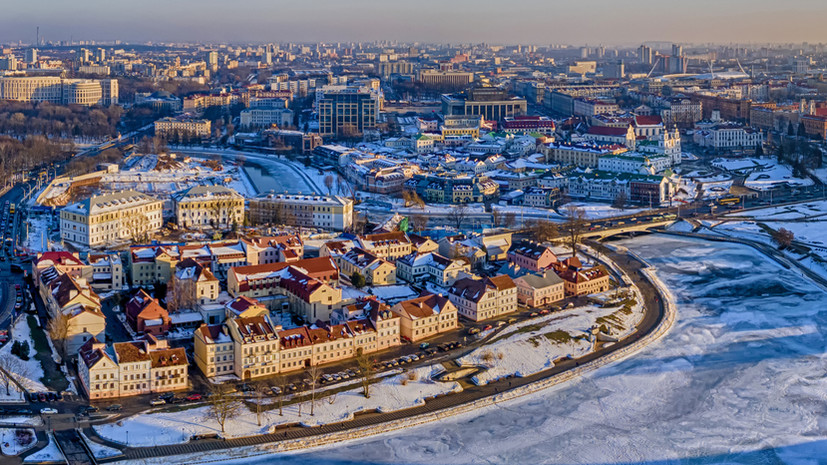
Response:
[[183, 234, 827, 465]]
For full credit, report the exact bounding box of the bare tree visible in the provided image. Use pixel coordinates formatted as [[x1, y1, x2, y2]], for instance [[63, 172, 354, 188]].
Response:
[[166, 275, 197, 312], [772, 227, 795, 248], [491, 208, 503, 228], [205, 384, 241, 434], [612, 192, 628, 211], [447, 204, 470, 230], [274, 374, 286, 416], [356, 350, 376, 399], [307, 365, 322, 416], [526, 219, 559, 243], [47, 311, 71, 363], [562, 204, 588, 257], [324, 174, 335, 195], [0, 356, 27, 396], [122, 212, 150, 243], [503, 211, 517, 229], [410, 213, 429, 232], [254, 381, 268, 427]]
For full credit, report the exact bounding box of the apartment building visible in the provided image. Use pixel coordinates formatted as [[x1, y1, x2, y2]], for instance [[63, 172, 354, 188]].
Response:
[[247, 194, 353, 231], [507, 241, 557, 272], [448, 275, 518, 322], [228, 257, 339, 300], [514, 271, 565, 308], [239, 108, 294, 129], [173, 185, 244, 229], [391, 294, 458, 342], [552, 257, 611, 296], [154, 116, 212, 140], [78, 336, 188, 400], [125, 289, 171, 336], [38, 270, 105, 355], [60, 190, 163, 248], [540, 142, 628, 168], [193, 324, 235, 377], [357, 231, 413, 260], [339, 248, 397, 285]]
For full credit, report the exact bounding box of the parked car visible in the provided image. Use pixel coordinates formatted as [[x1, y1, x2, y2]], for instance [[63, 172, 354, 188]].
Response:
[[539, 309, 550, 315], [191, 433, 219, 441], [270, 386, 282, 396], [40, 408, 57, 415], [83, 406, 99, 414], [467, 327, 480, 335], [149, 399, 166, 406], [185, 393, 202, 401], [106, 404, 122, 411], [37, 393, 47, 402], [239, 383, 255, 392], [168, 397, 185, 404], [408, 354, 420, 361], [482, 325, 493, 331], [419, 342, 430, 349], [286, 383, 298, 392], [159, 392, 175, 401], [339, 372, 350, 380]]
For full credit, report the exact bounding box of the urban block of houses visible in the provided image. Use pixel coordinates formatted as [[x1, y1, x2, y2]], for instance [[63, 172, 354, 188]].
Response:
[[36, 268, 105, 355], [194, 299, 402, 380]]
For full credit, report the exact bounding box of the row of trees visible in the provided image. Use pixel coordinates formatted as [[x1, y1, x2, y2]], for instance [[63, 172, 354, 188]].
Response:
[[0, 101, 122, 139], [0, 135, 74, 178], [205, 350, 377, 433]]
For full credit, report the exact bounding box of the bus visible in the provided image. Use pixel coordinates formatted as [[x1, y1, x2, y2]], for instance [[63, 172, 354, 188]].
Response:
[[8, 203, 15, 214], [717, 197, 740, 206]]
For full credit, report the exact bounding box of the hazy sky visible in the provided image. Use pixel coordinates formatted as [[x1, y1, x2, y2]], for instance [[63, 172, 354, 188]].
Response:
[[2, 0, 826, 45]]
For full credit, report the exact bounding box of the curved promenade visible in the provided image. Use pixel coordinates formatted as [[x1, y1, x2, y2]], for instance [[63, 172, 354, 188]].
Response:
[[97, 243, 677, 464]]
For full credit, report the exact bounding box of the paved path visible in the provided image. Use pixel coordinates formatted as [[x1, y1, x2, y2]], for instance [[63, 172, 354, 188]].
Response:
[[81, 244, 667, 463]]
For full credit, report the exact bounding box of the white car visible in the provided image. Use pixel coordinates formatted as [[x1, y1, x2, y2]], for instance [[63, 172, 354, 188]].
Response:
[[40, 408, 57, 415]]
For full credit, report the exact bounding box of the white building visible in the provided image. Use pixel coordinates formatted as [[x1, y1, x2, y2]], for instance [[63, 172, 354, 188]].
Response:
[[693, 123, 764, 150], [239, 108, 294, 129], [60, 190, 163, 248]]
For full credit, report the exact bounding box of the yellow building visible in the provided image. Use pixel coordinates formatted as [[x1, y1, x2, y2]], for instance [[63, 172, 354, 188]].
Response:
[[173, 185, 244, 229]]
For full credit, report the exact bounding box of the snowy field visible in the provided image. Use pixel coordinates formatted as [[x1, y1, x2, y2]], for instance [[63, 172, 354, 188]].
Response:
[[206, 235, 827, 464], [23, 433, 64, 464], [22, 213, 52, 254], [727, 200, 827, 220], [94, 366, 461, 447], [0, 316, 48, 394], [564, 202, 648, 219], [0, 427, 36, 456], [456, 292, 644, 386]]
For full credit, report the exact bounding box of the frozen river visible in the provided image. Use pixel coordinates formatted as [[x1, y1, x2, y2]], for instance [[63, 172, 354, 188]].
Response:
[[231, 235, 827, 464]]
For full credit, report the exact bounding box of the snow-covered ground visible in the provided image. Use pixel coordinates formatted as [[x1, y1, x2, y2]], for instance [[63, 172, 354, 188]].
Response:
[[22, 213, 52, 254], [80, 431, 122, 460], [0, 316, 48, 394], [727, 200, 827, 220], [94, 366, 461, 447], [709, 157, 813, 191], [23, 433, 64, 464], [203, 235, 827, 464], [456, 292, 644, 386], [563, 202, 648, 220], [0, 427, 36, 456]]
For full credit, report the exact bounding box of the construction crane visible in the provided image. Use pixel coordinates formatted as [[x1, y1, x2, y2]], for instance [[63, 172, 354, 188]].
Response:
[[646, 57, 661, 78]]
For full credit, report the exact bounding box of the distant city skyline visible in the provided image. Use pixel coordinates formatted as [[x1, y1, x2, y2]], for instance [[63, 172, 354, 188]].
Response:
[[2, 0, 827, 46]]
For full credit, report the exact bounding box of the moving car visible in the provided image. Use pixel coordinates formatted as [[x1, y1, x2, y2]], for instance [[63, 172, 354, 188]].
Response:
[[149, 399, 166, 406], [40, 408, 57, 415]]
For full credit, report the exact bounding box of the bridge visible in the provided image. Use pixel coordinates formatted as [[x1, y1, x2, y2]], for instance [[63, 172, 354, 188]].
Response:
[[582, 220, 676, 240]]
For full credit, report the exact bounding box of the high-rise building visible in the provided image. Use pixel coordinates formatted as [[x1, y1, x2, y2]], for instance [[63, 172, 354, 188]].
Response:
[[206, 50, 218, 70], [25, 48, 37, 63], [317, 86, 380, 137], [638, 45, 652, 65], [96, 48, 105, 62], [604, 60, 625, 79], [671, 44, 683, 57]]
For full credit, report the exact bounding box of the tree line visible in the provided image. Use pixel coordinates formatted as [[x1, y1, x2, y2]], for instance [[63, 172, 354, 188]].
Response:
[[0, 101, 122, 139]]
